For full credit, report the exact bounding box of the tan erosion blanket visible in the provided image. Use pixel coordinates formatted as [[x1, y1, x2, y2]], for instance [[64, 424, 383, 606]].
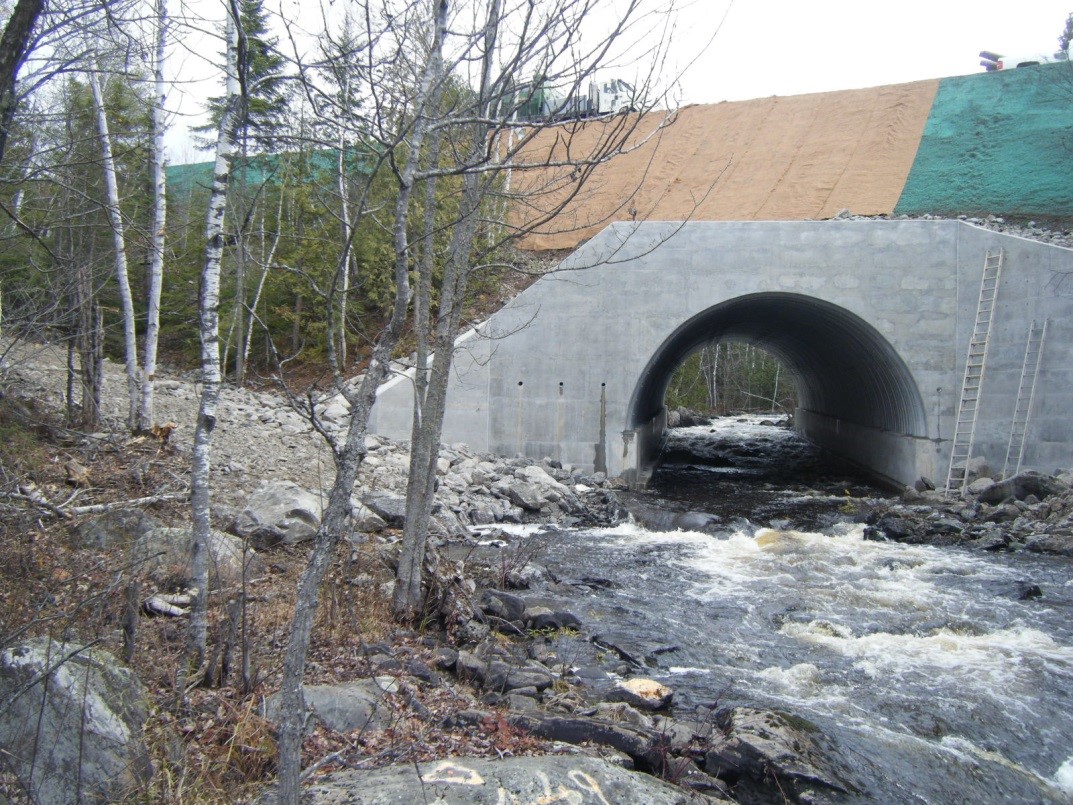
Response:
[[511, 79, 939, 251]]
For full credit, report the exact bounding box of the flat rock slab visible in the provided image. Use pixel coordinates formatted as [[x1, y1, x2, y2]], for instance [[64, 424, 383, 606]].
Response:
[[299, 754, 724, 803]]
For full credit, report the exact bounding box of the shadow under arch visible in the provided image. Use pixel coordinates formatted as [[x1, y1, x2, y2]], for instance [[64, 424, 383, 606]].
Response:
[[627, 292, 928, 485]]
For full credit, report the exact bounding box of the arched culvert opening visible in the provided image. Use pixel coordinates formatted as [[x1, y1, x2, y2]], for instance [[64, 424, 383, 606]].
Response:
[[626, 293, 928, 488]]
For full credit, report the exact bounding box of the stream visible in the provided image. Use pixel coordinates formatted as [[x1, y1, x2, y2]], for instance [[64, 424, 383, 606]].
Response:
[[519, 416, 1073, 803]]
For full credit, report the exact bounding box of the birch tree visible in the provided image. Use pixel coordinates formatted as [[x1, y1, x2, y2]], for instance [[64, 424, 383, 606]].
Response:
[[138, 0, 167, 432], [186, 0, 242, 679], [87, 63, 139, 428]]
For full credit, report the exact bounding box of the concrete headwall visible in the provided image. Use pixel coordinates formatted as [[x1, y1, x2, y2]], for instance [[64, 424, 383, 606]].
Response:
[[370, 220, 1073, 486]]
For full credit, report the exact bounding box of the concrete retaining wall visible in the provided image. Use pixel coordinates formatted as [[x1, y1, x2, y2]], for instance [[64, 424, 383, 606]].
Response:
[[370, 220, 1073, 486]]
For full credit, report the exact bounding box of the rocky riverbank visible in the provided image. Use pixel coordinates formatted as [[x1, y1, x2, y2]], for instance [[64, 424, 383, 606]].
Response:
[[864, 469, 1073, 558]]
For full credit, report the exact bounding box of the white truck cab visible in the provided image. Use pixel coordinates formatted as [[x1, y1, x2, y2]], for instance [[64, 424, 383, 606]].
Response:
[[980, 49, 1068, 71]]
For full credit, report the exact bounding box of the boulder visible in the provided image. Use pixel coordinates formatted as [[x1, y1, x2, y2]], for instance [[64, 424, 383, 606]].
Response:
[[350, 501, 388, 533], [504, 713, 671, 772], [527, 609, 582, 631], [0, 638, 152, 804], [319, 397, 350, 422], [705, 707, 853, 800], [131, 526, 264, 589], [292, 754, 729, 803], [505, 481, 544, 512], [606, 678, 674, 711], [514, 465, 567, 491], [70, 508, 163, 549], [478, 589, 527, 622], [232, 481, 323, 548], [264, 676, 398, 734], [1024, 532, 1073, 556], [977, 472, 1069, 505], [361, 491, 408, 527], [456, 651, 554, 693]]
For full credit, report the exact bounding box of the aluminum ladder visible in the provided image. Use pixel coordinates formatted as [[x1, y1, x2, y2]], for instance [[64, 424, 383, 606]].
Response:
[[945, 249, 1004, 495], [1002, 318, 1048, 479]]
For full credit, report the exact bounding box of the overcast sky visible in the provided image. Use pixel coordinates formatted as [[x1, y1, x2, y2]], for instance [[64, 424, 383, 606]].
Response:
[[166, 0, 1072, 161], [673, 0, 1071, 104]]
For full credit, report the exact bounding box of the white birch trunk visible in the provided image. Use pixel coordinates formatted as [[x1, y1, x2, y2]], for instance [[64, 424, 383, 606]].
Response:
[[88, 65, 139, 430], [187, 4, 241, 672], [336, 134, 352, 367], [138, 0, 168, 432]]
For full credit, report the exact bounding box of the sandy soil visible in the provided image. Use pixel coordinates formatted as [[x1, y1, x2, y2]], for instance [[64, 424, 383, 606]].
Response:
[[511, 79, 939, 251]]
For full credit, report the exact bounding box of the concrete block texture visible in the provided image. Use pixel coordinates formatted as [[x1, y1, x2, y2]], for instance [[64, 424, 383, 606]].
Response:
[[370, 220, 1073, 486]]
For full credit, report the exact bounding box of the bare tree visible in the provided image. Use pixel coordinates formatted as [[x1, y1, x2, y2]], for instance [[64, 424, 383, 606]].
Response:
[[267, 0, 697, 797], [138, 0, 168, 432], [0, 0, 45, 166], [390, 0, 687, 618], [185, 0, 243, 680], [87, 62, 139, 428]]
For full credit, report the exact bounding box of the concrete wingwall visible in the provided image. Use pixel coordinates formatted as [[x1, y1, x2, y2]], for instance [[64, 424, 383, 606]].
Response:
[[369, 220, 1073, 487]]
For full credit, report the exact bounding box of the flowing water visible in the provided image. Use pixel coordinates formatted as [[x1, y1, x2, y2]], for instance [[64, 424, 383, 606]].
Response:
[[526, 417, 1073, 803]]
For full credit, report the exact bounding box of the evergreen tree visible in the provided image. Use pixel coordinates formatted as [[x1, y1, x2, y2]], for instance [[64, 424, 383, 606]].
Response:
[[194, 0, 289, 153]]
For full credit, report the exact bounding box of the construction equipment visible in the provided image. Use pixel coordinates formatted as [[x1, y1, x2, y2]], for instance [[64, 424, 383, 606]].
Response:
[[945, 249, 1003, 495], [1003, 319, 1048, 479]]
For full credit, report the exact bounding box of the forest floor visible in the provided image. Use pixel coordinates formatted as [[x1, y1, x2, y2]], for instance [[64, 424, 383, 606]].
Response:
[[0, 343, 569, 803]]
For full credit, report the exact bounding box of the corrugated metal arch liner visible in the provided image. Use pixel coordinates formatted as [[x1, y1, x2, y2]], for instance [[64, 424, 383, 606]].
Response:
[[629, 292, 928, 437]]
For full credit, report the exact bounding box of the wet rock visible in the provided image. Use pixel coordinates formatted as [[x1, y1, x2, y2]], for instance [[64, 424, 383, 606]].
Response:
[[528, 609, 582, 631], [705, 707, 853, 800], [1016, 582, 1043, 600], [606, 678, 674, 711], [975, 530, 1010, 551], [478, 589, 526, 622], [0, 638, 152, 804], [1024, 532, 1073, 556], [672, 511, 723, 532], [232, 480, 322, 548], [591, 635, 645, 668], [864, 514, 912, 542]]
